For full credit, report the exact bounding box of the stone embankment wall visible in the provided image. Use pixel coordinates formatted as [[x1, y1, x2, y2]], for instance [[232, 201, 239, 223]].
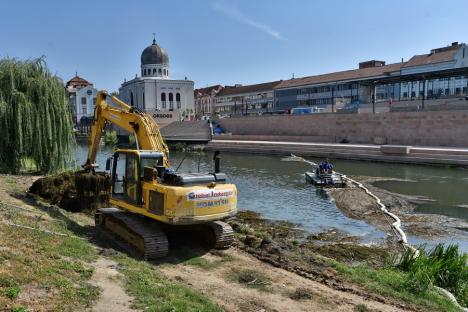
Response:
[[215, 110, 468, 147]]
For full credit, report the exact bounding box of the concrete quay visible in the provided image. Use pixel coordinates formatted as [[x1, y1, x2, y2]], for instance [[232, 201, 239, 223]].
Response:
[[206, 140, 468, 167]]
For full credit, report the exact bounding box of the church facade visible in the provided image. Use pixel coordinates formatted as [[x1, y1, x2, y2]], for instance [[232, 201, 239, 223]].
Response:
[[118, 37, 195, 126]]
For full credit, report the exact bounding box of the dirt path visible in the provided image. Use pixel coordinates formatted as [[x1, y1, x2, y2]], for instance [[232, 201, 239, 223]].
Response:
[[89, 257, 136, 312], [159, 248, 409, 312]]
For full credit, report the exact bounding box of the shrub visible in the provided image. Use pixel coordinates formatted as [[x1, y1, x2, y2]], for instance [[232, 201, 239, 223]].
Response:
[[4, 285, 21, 299], [104, 130, 118, 146], [396, 244, 468, 307]]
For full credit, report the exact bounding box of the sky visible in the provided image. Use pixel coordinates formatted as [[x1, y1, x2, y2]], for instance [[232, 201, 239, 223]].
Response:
[[1, 0, 468, 91]]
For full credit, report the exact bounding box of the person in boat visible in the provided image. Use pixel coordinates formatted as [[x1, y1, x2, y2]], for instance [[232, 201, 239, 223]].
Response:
[[318, 159, 333, 174]]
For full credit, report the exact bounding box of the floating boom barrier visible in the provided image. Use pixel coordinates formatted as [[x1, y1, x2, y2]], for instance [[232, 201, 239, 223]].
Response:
[[285, 154, 468, 311]]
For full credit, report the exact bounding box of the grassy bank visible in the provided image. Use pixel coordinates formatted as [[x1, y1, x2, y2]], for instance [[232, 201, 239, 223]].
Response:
[[0, 201, 99, 311], [0, 175, 222, 312]]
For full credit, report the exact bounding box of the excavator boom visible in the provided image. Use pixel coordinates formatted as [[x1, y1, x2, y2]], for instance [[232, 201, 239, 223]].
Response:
[[84, 91, 170, 169]]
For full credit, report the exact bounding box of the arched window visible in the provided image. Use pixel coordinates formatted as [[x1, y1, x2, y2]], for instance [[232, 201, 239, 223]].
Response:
[[176, 93, 181, 109], [159, 68, 162, 75], [169, 93, 173, 110], [163, 69, 167, 76], [141, 69, 144, 76], [153, 68, 156, 75], [161, 92, 166, 109], [130, 92, 134, 107], [167, 70, 169, 76]]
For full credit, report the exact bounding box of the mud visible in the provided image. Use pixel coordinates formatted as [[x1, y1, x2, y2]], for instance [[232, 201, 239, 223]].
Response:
[[328, 176, 468, 240], [227, 212, 416, 310], [29, 171, 110, 212]]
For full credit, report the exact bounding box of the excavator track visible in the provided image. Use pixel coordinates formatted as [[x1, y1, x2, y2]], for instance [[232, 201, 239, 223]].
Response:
[[95, 208, 168, 259], [207, 221, 234, 249]]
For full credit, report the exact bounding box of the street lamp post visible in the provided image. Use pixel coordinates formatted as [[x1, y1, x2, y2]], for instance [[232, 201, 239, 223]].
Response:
[[422, 76, 426, 110], [258, 93, 267, 114]]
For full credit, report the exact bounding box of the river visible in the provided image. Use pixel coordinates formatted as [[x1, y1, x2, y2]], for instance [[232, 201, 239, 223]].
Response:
[[75, 143, 468, 249]]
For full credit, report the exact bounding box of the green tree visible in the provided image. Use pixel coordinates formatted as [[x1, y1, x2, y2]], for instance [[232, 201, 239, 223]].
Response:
[[0, 57, 76, 174]]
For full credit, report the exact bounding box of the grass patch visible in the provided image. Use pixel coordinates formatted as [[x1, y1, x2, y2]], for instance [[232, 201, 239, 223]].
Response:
[[113, 254, 222, 312], [4, 285, 21, 299], [289, 287, 312, 300], [353, 304, 370, 312], [228, 269, 271, 291], [172, 247, 234, 270]]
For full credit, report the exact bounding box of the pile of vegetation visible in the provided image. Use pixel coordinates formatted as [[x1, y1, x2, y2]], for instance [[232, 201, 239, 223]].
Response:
[[29, 171, 110, 212], [0, 57, 76, 174]]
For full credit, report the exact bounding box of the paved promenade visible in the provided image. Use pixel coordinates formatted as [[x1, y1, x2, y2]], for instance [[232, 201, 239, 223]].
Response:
[[206, 139, 468, 166]]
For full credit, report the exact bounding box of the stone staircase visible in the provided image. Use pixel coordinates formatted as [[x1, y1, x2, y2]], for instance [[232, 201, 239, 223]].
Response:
[[160, 121, 211, 142], [206, 140, 468, 166]]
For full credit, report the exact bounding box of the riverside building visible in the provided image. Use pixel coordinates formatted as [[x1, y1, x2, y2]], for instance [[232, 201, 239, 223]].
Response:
[[194, 85, 224, 118], [66, 74, 97, 125], [118, 36, 195, 126], [274, 42, 468, 111], [214, 81, 281, 116]]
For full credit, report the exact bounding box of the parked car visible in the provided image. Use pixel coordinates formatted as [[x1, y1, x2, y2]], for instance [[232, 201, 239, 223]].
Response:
[[290, 107, 323, 115]]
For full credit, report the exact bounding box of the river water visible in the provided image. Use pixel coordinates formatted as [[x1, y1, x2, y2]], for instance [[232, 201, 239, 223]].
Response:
[[75, 143, 468, 248]]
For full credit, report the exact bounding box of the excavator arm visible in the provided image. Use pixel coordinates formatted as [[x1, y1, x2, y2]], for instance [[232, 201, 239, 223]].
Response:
[[83, 91, 170, 169]]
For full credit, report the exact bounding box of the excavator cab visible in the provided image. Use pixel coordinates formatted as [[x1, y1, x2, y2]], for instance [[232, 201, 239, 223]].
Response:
[[108, 150, 164, 205]]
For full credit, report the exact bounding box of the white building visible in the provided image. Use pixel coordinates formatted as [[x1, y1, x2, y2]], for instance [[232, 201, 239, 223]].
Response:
[[118, 37, 195, 126], [65, 75, 97, 124]]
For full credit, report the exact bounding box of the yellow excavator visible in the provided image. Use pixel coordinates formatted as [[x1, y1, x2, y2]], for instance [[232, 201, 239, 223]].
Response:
[[83, 91, 237, 259]]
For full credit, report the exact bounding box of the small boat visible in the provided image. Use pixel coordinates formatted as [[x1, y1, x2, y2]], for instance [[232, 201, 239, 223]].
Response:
[[305, 168, 346, 187]]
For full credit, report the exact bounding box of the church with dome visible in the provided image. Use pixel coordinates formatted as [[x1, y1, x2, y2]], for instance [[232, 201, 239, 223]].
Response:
[[118, 36, 195, 125]]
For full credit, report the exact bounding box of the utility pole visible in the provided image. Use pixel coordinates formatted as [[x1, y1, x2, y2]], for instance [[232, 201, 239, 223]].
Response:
[[331, 86, 335, 113]]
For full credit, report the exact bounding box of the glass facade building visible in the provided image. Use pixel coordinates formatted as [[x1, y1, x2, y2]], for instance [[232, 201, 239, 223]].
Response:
[[274, 43, 468, 111]]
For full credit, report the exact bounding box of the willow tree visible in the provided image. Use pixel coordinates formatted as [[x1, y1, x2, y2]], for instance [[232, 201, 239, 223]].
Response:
[[0, 57, 76, 174]]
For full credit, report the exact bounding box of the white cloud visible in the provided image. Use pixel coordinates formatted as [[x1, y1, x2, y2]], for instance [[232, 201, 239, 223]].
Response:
[[212, 2, 284, 40]]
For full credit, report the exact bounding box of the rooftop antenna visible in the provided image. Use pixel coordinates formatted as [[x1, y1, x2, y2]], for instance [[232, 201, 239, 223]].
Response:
[[292, 73, 295, 79], [75, 71, 78, 77]]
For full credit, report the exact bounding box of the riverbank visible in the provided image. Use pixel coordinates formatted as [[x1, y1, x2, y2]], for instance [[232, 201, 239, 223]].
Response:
[[1, 174, 466, 311], [206, 139, 468, 167]]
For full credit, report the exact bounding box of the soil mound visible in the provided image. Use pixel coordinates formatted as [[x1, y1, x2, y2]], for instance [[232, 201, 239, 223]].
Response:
[[29, 171, 110, 212]]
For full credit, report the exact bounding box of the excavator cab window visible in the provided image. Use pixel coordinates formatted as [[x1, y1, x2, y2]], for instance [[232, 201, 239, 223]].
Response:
[[112, 151, 142, 205], [112, 153, 126, 195], [125, 154, 139, 203]]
